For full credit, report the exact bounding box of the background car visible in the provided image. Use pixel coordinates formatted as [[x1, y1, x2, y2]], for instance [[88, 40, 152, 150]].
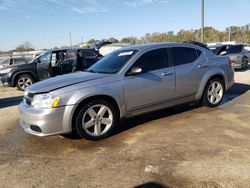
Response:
[[209, 44, 234, 55], [0, 57, 32, 69], [0, 48, 102, 90], [219, 44, 250, 69], [19, 42, 234, 140]]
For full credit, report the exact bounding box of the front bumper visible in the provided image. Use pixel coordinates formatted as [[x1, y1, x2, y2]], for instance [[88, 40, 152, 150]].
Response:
[[19, 101, 75, 136], [0, 73, 14, 87]]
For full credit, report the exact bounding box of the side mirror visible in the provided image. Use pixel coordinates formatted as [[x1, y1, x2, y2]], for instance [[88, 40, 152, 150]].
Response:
[[35, 59, 41, 63], [127, 66, 142, 76]]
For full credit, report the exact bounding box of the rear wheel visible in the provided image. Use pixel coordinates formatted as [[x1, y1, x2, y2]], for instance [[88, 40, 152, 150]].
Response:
[[74, 99, 119, 140], [202, 78, 225, 107], [16, 74, 34, 91], [242, 57, 248, 69]]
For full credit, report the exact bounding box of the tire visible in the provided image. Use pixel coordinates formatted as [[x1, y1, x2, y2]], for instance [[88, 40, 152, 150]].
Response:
[[202, 78, 225, 107], [74, 99, 119, 140], [242, 57, 248, 69], [16, 74, 34, 91]]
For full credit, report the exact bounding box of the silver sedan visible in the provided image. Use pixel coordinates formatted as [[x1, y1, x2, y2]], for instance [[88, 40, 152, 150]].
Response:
[[19, 43, 234, 140]]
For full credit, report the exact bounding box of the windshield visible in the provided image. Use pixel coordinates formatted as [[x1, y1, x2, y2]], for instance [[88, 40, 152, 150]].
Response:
[[87, 50, 136, 74]]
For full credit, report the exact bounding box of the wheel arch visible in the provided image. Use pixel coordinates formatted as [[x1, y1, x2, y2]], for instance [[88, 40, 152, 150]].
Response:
[[196, 71, 227, 100], [13, 71, 38, 86], [71, 94, 121, 132]]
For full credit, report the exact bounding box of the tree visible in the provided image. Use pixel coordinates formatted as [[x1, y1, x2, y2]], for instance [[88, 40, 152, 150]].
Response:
[[108, 37, 119, 43], [14, 41, 34, 52], [86, 39, 97, 44]]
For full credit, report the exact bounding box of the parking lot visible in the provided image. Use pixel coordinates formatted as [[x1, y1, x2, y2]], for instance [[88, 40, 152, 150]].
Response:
[[0, 69, 250, 187]]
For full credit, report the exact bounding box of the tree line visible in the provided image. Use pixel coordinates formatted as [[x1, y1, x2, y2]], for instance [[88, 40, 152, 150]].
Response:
[[87, 24, 250, 45]]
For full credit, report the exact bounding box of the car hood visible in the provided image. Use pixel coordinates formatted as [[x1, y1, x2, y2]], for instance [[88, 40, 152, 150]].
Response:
[[27, 72, 109, 94]]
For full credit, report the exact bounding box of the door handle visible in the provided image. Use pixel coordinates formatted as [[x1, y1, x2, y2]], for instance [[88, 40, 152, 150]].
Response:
[[161, 72, 174, 76], [197, 64, 208, 68]]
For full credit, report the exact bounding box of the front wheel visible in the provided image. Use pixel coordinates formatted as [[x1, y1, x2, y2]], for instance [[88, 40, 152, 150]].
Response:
[[202, 78, 225, 107], [75, 99, 119, 140], [16, 74, 34, 91]]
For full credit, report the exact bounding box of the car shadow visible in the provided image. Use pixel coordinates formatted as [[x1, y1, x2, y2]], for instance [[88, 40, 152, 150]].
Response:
[[234, 65, 250, 72], [113, 82, 250, 138], [0, 96, 23, 108], [222, 82, 250, 104], [134, 182, 169, 188]]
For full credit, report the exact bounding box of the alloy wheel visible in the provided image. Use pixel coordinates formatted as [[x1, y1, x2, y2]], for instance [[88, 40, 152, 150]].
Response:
[[18, 77, 33, 90], [207, 81, 223, 105], [82, 104, 113, 137]]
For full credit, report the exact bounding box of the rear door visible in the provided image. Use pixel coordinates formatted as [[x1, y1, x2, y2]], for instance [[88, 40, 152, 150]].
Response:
[[171, 47, 206, 98], [82, 50, 99, 68], [123, 48, 175, 113], [60, 50, 77, 74]]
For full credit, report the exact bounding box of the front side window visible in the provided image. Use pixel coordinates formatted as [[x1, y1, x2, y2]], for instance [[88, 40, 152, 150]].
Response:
[[87, 50, 136, 74], [38, 51, 51, 64], [172, 47, 198, 66], [132, 48, 168, 72]]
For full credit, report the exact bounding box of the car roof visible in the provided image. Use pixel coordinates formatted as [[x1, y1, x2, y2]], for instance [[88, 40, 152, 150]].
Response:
[[115, 42, 207, 52], [51, 48, 96, 52]]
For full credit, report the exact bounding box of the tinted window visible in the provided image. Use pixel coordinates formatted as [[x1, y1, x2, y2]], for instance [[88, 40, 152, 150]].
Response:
[[133, 48, 168, 72], [88, 50, 136, 74], [226, 45, 243, 54], [172, 47, 198, 66], [83, 50, 96, 58]]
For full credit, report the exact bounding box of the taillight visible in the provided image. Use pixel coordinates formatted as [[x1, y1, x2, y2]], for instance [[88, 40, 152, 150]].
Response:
[[228, 59, 233, 67]]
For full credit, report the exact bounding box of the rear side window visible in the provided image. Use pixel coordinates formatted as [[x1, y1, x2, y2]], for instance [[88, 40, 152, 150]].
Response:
[[172, 47, 198, 66], [83, 50, 96, 58], [226, 45, 243, 54], [133, 48, 168, 72]]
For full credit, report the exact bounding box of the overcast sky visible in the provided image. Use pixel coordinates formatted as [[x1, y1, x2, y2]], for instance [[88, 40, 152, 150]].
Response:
[[0, 0, 249, 51]]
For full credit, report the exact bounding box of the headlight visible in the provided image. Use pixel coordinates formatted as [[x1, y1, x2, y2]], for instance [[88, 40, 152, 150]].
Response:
[[0, 68, 11, 74], [31, 94, 60, 109]]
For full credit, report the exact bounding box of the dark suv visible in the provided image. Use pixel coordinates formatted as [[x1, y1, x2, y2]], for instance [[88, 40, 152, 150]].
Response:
[[0, 48, 102, 90]]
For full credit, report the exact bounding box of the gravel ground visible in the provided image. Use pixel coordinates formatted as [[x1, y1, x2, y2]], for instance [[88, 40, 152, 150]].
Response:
[[0, 69, 250, 188]]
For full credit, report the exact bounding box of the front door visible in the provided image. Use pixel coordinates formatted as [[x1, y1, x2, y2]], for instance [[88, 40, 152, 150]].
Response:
[[123, 48, 175, 114]]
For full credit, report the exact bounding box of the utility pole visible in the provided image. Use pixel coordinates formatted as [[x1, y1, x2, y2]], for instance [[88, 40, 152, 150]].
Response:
[[69, 32, 72, 47], [201, 0, 204, 43]]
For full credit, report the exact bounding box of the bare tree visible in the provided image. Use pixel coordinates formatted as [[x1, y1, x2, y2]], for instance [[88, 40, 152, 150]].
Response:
[[14, 41, 35, 52]]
